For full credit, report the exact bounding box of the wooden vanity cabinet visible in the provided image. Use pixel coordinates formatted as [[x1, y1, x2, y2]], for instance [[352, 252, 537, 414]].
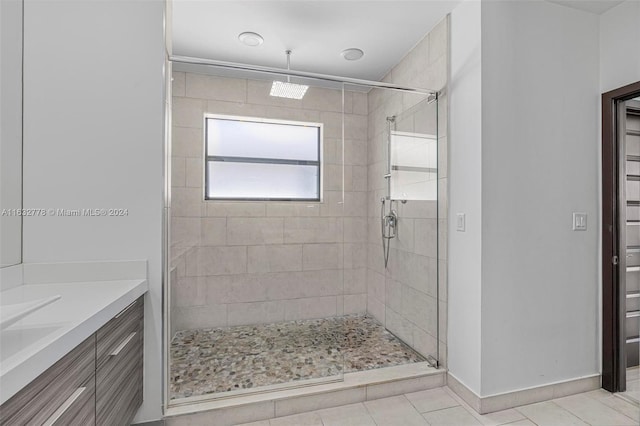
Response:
[[96, 298, 144, 425], [0, 296, 144, 426], [0, 336, 95, 425]]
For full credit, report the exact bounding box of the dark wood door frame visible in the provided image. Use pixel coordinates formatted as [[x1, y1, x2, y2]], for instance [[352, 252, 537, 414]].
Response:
[[602, 80, 640, 392]]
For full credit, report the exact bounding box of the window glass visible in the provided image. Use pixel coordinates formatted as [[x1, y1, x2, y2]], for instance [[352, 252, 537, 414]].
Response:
[[205, 116, 322, 201], [207, 162, 319, 200], [207, 118, 319, 161]]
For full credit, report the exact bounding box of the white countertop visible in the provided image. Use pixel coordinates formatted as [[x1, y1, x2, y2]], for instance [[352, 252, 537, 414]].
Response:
[[0, 279, 148, 405]]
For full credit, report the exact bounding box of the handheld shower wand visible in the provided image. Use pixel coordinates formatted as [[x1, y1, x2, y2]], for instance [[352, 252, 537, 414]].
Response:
[[381, 198, 397, 268]]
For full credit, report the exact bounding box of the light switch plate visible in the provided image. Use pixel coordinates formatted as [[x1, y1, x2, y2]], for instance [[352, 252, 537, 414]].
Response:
[[456, 213, 466, 232], [573, 212, 587, 231]]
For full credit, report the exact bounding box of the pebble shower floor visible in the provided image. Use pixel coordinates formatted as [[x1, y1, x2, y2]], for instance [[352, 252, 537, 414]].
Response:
[[170, 314, 425, 399]]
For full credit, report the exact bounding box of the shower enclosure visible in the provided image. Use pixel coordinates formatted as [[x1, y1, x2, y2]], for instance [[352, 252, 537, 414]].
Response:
[[164, 58, 442, 408]]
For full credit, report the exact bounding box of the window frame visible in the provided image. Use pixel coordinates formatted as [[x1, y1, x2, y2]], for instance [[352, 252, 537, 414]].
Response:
[[203, 113, 324, 202]]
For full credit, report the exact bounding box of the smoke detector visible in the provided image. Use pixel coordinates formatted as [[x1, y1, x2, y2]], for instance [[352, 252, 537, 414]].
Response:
[[341, 48, 364, 61]]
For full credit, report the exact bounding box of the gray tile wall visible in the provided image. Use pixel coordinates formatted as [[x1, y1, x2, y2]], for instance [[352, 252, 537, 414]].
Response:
[[365, 16, 449, 365], [171, 75, 368, 334]]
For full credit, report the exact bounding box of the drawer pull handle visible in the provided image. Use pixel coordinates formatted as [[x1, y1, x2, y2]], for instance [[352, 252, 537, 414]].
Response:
[[42, 387, 86, 426], [115, 300, 137, 318], [110, 332, 137, 356]]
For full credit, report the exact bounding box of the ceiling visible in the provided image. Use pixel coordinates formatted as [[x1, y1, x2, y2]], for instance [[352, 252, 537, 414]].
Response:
[[171, 1, 462, 82], [546, 0, 624, 15]]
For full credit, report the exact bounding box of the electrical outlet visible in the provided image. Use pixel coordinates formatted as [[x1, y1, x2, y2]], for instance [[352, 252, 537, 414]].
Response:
[[573, 212, 587, 231]]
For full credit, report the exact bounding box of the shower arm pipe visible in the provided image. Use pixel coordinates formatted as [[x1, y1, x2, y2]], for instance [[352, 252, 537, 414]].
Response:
[[170, 55, 438, 98]]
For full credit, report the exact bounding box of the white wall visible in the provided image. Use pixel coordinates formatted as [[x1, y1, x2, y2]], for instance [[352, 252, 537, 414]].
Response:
[[480, 0, 600, 396], [449, 0, 600, 398], [22, 0, 165, 421], [0, 0, 23, 267], [448, 0, 483, 395], [599, 0, 640, 93]]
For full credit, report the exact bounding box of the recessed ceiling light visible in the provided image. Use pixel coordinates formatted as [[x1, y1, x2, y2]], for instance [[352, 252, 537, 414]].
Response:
[[238, 32, 264, 47], [341, 48, 364, 61]]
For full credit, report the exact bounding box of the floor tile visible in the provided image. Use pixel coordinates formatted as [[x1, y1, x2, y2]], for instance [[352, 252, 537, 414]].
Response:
[[364, 395, 429, 426], [553, 393, 638, 425], [502, 420, 536, 426], [623, 368, 640, 404], [442, 385, 481, 413], [516, 401, 588, 426], [584, 390, 640, 422], [442, 386, 524, 426], [269, 411, 323, 426], [228, 386, 640, 426], [405, 387, 460, 413], [620, 390, 640, 403], [236, 422, 270, 426], [317, 403, 376, 426], [421, 406, 482, 426], [473, 408, 526, 426], [583, 389, 615, 399]]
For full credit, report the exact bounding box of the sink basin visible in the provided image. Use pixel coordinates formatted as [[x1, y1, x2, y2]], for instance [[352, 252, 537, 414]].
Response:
[[0, 296, 61, 330], [1, 325, 64, 362]]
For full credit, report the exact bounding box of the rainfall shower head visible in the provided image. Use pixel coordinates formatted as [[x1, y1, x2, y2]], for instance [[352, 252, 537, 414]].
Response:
[[270, 50, 309, 100], [270, 81, 309, 99]]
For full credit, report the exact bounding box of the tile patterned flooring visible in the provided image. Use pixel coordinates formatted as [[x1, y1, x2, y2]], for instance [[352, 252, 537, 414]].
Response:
[[238, 387, 640, 426], [170, 315, 424, 399], [620, 366, 640, 404]]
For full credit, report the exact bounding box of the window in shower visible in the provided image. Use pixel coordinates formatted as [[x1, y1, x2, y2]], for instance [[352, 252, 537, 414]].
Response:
[[204, 114, 323, 201]]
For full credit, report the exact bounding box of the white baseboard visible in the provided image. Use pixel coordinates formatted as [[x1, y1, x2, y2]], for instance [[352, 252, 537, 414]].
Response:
[[447, 372, 601, 414]]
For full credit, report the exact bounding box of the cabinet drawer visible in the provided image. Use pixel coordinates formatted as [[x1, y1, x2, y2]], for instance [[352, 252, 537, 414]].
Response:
[[96, 298, 144, 426], [96, 296, 143, 368], [48, 375, 96, 426], [0, 335, 95, 425]]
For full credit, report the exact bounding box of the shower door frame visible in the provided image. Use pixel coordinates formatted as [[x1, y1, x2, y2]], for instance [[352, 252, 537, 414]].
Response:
[[162, 55, 440, 414], [601, 80, 640, 393]]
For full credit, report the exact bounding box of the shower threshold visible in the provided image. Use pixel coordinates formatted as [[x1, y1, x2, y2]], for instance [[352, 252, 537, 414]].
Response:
[[169, 314, 428, 402]]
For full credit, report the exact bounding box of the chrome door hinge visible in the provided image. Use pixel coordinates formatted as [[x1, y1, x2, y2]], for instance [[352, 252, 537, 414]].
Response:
[[612, 255, 619, 265]]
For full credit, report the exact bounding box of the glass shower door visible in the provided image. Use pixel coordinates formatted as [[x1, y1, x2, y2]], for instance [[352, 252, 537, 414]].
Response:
[[388, 95, 441, 366], [346, 77, 442, 370]]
